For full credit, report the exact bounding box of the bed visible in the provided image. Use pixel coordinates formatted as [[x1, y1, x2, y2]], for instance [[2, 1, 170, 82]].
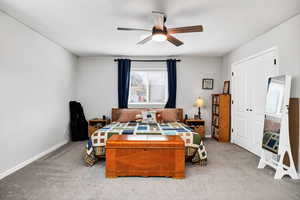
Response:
[[84, 108, 207, 166]]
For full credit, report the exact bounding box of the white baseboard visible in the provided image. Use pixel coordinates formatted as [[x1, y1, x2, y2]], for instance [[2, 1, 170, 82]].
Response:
[[0, 140, 69, 180]]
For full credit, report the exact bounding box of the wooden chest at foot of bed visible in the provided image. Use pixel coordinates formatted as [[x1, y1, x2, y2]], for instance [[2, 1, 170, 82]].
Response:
[[105, 135, 185, 178]]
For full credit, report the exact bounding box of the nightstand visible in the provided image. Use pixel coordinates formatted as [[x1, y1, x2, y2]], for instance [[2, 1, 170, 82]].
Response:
[[88, 118, 111, 137], [184, 119, 205, 138]]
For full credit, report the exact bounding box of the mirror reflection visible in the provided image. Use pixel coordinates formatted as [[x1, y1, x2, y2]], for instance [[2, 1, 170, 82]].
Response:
[[262, 76, 286, 154], [265, 76, 285, 115]]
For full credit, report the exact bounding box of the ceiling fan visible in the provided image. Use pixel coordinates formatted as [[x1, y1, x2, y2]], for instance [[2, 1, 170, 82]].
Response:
[[117, 11, 203, 47]]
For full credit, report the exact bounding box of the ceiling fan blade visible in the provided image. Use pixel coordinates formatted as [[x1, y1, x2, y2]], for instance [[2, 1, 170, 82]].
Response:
[[152, 11, 166, 15], [168, 25, 203, 34], [137, 35, 152, 45], [167, 35, 183, 46], [117, 27, 151, 32]]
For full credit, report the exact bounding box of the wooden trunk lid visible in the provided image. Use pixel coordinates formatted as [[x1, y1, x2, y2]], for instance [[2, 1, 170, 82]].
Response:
[[106, 135, 184, 149]]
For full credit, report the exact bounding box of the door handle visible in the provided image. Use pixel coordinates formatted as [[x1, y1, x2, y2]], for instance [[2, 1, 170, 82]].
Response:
[[246, 108, 249, 111], [249, 109, 253, 112]]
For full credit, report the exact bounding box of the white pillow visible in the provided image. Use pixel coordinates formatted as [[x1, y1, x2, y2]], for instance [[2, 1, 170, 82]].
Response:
[[141, 111, 157, 123]]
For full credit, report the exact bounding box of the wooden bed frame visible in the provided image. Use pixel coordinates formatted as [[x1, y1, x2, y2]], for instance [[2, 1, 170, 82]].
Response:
[[111, 108, 183, 122]]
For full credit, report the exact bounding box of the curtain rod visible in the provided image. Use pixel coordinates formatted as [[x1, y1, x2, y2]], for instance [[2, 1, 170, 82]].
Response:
[[114, 59, 181, 62]]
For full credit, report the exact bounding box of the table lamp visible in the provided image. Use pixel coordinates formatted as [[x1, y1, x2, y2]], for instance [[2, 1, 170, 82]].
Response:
[[194, 97, 205, 119]]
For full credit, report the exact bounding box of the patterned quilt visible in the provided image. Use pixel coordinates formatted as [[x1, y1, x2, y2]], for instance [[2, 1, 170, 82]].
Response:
[[84, 122, 207, 166]]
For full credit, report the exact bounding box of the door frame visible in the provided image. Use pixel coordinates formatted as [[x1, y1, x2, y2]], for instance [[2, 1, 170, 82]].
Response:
[[231, 47, 279, 67], [230, 47, 279, 144]]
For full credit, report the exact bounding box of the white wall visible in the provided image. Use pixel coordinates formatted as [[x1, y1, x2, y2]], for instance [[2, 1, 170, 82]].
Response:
[[75, 56, 222, 136], [221, 14, 300, 169], [221, 14, 300, 97], [0, 11, 77, 176], [177, 56, 222, 135], [75, 56, 117, 119]]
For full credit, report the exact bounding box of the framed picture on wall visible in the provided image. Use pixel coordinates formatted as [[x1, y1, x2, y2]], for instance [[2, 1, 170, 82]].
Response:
[[202, 79, 214, 89], [223, 81, 230, 94]]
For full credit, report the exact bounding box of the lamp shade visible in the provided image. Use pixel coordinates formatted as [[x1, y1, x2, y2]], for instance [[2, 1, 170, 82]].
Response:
[[194, 97, 205, 108]]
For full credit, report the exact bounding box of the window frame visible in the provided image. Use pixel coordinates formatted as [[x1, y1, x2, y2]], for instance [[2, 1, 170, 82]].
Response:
[[128, 67, 168, 106]]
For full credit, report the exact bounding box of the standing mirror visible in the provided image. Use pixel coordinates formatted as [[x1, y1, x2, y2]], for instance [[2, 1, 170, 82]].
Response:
[[258, 75, 298, 179], [262, 76, 285, 154]]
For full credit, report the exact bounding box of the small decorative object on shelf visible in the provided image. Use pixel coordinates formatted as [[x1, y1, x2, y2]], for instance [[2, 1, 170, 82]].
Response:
[[156, 112, 163, 123], [184, 119, 205, 138], [184, 114, 188, 120], [202, 78, 214, 90], [194, 97, 205, 119], [223, 81, 230, 94], [88, 118, 111, 137], [211, 94, 231, 142]]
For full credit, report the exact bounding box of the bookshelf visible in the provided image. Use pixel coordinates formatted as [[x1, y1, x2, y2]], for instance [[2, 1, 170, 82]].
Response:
[[211, 94, 231, 142]]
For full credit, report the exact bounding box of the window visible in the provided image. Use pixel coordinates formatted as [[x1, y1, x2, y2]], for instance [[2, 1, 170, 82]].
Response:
[[128, 68, 168, 105]]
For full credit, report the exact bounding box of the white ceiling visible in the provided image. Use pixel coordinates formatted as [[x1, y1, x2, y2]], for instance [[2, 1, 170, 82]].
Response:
[[1, 0, 300, 56]]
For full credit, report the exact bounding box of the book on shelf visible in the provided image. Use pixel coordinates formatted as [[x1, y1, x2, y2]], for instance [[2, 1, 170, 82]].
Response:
[[213, 116, 219, 126], [212, 126, 219, 138], [213, 95, 220, 104]]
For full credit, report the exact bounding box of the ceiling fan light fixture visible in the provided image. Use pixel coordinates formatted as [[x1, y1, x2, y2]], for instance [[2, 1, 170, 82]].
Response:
[[152, 33, 167, 42], [118, 11, 203, 46]]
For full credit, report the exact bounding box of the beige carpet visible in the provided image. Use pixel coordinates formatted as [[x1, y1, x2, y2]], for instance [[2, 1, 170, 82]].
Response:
[[0, 139, 299, 200]]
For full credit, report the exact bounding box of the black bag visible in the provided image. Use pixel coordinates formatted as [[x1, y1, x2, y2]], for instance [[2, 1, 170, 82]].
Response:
[[69, 101, 88, 141]]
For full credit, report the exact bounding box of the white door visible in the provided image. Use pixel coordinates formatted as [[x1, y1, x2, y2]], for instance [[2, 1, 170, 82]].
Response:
[[231, 49, 279, 155], [231, 64, 248, 148]]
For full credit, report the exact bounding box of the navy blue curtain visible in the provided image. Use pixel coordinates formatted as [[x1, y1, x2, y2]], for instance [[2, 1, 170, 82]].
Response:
[[117, 59, 131, 108], [165, 59, 177, 108]]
